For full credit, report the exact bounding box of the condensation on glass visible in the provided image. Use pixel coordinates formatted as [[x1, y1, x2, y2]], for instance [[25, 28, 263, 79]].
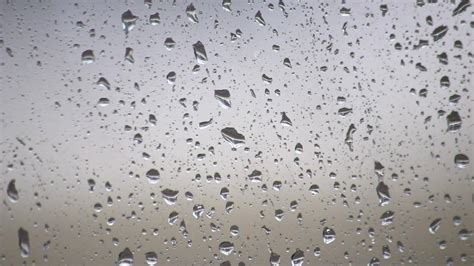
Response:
[[0, 0, 473, 265]]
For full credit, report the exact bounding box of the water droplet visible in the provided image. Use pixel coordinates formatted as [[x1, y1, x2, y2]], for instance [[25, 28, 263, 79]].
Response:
[[166, 71, 176, 84], [447, 111, 462, 132], [161, 189, 179, 205], [432, 25, 448, 41], [186, 4, 199, 23], [98, 98, 110, 106], [255, 11, 265, 26], [215, 90, 231, 108], [7, 179, 19, 202], [81, 50, 95, 64], [164, 38, 176, 50], [380, 210, 394, 225], [96, 77, 110, 90], [18, 228, 30, 258], [222, 0, 231, 11], [122, 10, 138, 34], [323, 227, 336, 244], [458, 229, 471, 240], [290, 249, 304, 266], [454, 154, 469, 168], [429, 218, 442, 234], [125, 47, 134, 63], [368, 257, 380, 266], [146, 169, 160, 184], [345, 124, 356, 151], [376, 181, 390, 206], [248, 170, 262, 183], [118, 247, 133, 266], [453, 0, 471, 16], [280, 112, 292, 126], [270, 252, 280, 265], [192, 41, 208, 64], [338, 107, 352, 117], [221, 127, 245, 147], [218, 241, 234, 255], [145, 251, 158, 265], [149, 13, 160, 25]]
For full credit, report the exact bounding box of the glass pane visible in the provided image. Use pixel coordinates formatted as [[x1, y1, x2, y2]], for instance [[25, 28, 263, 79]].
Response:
[[1, 0, 472, 265]]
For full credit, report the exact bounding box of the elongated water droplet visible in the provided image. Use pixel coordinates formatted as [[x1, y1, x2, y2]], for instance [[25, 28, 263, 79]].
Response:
[[125, 47, 134, 63], [192, 41, 208, 64], [345, 124, 356, 151], [7, 179, 19, 202], [186, 4, 199, 23], [222, 0, 231, 11], [432, 25, 448, 41], [453, 0, 471, 16], [280, 112, 292, 126], [376, 181, 390, 206], [447, 111, 462, 132], [18, 228, 30, 258], [429, 218, 442, 234]]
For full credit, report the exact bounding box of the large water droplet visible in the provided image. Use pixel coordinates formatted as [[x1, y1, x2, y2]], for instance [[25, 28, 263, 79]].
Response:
[[323, 227, 336, 244], [18, 228, 30, 258], [122, 10, 138, 34], [186, 4, 199, 23], [218, 241, 234, 255], [117, 247, 133, 266], [221, 127, 245, 147], [146, 169, 160, 184], [454, 154, 469, 168], [192, 41, 208, 64], [215, 90, 231, 108], [7, 179, 19, 202]]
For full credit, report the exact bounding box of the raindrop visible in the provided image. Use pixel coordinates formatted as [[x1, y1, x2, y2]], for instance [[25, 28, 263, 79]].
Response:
[[429, 218, 442, 234], [146, 169, 160, 184], [81, 50, 95, 64], [117, 247, 133, 266], [221, 127, 245, 147], [122, 10, 138, 34], [323, 227, 336, 244], [255, 11, 265, 26], [161, 189, 179, 205], [145, 252, 158, 265], [18, 228, 30, 258], [215, 90, 231, 108], [290, 249, 304, 266], [218, 241, 234, 256], [186, 4, 199, 23], [280, 112, 292, 126], [432, 25, 448, 42], [454, 154, 469, 169], [7, 179, 19, 202]]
